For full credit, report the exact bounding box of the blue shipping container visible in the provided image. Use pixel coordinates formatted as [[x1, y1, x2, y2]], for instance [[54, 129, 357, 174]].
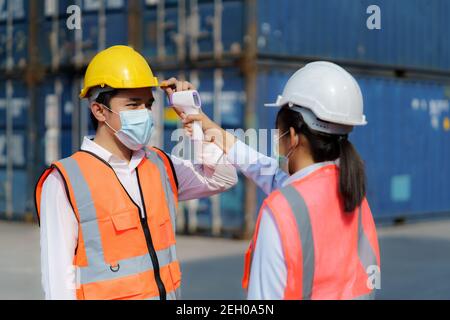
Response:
[[0, 0, 28, 23], [0, 169, 28, 219], [142, 0, 245, 61], [257, 0, 450, 72], [195, 0, 244, 56], [40, 2, 128, 68], [36, 76, 75, 130], [0, 129, 27, 169], [142, 4, 179, 59], [0, 80, 29, 129], [42, 0, 125, 18], [10, 0, 450, 72], [40, 18, 75, 67], [81, 11, 128, 61], [0, 22, 28, 70], [0, 128, 28, 219], [36, 75, 87, 170]]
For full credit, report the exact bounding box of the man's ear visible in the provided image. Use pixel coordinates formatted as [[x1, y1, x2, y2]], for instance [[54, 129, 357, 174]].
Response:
[[90, 102, 106, 123]]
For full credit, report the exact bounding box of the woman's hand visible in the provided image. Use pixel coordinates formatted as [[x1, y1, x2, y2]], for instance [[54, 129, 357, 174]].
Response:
[[182, 112, 237, 154], [181, 111, 216, 136], [160, 77, 196, 116], [160, 77, 237, 153], [160, 77, 195, 95]]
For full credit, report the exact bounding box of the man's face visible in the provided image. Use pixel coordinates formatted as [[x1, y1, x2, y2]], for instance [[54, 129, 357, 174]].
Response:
[[104, 87, 155, 132]]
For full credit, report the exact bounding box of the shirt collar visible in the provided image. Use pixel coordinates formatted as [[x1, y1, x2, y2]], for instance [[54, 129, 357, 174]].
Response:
[[80, 136, 146, 171], [282, 159, 339, 187]]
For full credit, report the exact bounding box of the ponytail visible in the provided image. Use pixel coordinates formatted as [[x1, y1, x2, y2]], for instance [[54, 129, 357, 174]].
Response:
[[276, 106, 367, 213], [338, 137, 366, 212]]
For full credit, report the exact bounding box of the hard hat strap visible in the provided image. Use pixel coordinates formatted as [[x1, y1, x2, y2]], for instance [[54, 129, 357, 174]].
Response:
[[88, 86, 115, 103]]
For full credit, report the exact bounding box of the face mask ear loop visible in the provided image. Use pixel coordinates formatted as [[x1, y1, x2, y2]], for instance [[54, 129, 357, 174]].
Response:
[[284, 122, 302, 159], [104, 120, 118, 134], [99, 103, 119, 133], [100, 103, 119, 116]]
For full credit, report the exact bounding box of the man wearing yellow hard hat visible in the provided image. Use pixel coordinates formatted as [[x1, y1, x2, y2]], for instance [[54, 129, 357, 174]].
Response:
[[35, 45, 238, 300]]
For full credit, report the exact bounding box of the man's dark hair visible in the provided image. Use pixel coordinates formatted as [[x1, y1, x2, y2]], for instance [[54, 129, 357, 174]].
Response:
[[90, 89, 118, 130]]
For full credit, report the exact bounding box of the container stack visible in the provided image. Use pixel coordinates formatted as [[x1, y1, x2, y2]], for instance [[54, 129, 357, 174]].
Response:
[[0, 1, 30, 220], [1, 0, 449, 239]]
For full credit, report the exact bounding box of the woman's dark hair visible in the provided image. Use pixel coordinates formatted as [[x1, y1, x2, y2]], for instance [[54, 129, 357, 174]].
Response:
[[276, 106, 366, 213], [89, 89, 118, 130]]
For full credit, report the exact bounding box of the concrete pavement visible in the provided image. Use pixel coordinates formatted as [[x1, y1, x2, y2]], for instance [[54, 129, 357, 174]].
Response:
[[1, 218, 450, 300]]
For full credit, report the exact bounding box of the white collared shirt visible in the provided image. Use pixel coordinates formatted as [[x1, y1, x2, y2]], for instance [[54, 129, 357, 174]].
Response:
[[226, 140, 338, 300], [39, 136, 238, 300]]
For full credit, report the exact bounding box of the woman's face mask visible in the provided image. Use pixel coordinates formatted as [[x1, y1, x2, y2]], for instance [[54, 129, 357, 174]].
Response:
[[102, 105, 154, 151], [274, 129, 297, 174]]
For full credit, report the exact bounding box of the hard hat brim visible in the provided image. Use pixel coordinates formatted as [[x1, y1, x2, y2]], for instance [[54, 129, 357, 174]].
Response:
[[79, 76, 159, 99]]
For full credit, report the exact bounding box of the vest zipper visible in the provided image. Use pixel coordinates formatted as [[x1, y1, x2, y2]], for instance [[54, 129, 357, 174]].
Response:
[[136, 168, 167, 300], [77, 150, 167, 300]]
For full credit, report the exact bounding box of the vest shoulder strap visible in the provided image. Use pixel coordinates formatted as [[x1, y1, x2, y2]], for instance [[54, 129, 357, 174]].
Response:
[[148, 147, 179, 194], [34, 167, 53, 225], [34, 154, 81, 226], [264, 184, 314, 299]]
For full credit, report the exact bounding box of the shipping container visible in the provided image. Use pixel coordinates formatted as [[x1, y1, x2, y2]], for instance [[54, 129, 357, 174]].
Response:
[[0, 77, 30, 220], [256, 67, 450, 221], [40, 0, 128, 69], [0, 169, 28, 219], [0, 0, 28, 22], [0, 0, 29, 71], [141, 0, 450, 72], [40, 17, 75, 68], [141, 0, 245, 63], [1, 0, 450, 236], [191, 0, 244, 58], [35, 75, 90, 169], [257, 0, 450, 72], [0, 80, 28, 129], [6, 0, 450, 72], [142, 1, 181, 60]]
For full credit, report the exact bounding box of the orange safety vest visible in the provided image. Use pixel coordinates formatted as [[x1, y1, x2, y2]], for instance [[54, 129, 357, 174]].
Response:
[[242, 164, 380, 300], [35, 147, 181, 300]]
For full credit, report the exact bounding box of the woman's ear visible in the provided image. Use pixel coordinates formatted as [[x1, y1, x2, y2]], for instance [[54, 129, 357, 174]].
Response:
[[289, 127, 299, 149], [91, 102, 107, 123]]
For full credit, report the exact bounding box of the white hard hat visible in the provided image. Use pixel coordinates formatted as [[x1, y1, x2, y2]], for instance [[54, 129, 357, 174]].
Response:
[[265, 61, 367, 135]]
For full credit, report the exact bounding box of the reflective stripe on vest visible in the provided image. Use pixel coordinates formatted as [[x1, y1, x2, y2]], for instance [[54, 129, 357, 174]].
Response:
[[146, 149, 178, 233], [278, 185, 315, 299], [357, 206, 378, 299], [35, 148, 180, 300]]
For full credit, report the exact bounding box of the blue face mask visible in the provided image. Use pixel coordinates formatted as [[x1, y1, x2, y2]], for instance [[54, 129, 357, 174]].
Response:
[[103, 106, 154, 151], [273, 130, 296, 174]]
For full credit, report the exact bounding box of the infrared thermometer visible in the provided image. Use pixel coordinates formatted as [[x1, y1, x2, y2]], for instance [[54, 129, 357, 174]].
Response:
[[169, 90, 204, 163], [169, 90, 203, 141]]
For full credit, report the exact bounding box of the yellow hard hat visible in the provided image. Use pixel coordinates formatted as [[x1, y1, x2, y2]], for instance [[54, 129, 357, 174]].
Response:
[[79, 45, 159, 99]]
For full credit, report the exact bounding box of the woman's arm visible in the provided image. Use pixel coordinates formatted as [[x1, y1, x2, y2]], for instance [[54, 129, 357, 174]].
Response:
[[181, 112, 289, 195], [159, 78, 238, 200], [168, 143, 238, 201]]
